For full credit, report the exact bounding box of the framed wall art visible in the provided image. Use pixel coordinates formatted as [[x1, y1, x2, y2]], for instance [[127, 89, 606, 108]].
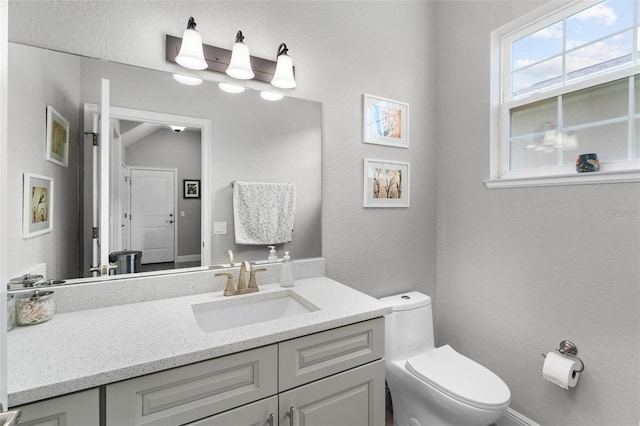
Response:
[[363, 158, 410, 208], [45, 105, 70, 167], [363, 94, 409, 148], [184, 179, 201, 199], [23, 173, 54, 238]]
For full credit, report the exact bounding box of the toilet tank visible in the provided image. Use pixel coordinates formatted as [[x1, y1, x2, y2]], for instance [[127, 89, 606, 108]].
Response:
[[380, 292, 435, 360]]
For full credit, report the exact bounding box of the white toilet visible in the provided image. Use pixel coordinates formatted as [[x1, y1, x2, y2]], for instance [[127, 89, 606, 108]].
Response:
[[380, 292, 511, 426]]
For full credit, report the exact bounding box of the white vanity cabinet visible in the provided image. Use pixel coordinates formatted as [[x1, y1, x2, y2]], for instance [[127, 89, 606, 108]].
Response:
[[277, 318, 385, 426], [105, 317, 385, 426], [13, 388, 99, 426]]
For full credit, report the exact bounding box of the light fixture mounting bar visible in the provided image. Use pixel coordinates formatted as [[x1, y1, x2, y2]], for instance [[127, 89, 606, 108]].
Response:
[[166, 35, 294, 84]]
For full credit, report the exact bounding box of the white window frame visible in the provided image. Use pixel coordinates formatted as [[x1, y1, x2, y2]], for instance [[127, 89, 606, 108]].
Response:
[[487, 0, 640, 188]]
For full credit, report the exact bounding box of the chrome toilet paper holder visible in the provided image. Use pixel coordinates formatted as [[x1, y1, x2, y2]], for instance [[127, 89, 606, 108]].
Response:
[[542, 339, 585, 373]]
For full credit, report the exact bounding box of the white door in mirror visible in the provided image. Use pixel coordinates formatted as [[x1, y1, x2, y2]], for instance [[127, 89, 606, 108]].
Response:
[[130, 168, 176, 264]]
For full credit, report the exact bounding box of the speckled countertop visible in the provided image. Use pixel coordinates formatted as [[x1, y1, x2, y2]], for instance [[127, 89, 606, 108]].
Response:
[[8, 276, 391, 407]]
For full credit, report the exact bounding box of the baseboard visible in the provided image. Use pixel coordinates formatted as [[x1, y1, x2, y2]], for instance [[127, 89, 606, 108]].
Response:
[[495, 408, 541, 426], [176, 255, 201, 263]]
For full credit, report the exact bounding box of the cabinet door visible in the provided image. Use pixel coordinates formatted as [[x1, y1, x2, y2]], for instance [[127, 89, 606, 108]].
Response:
[[279, 318, 384, 392], [106, 345, 277, 426], [279, 360, 385, 426], [186, 396, 278, 426], [13, 389, 99, 426]]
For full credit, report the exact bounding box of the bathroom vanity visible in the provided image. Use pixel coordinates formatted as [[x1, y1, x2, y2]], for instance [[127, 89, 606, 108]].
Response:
[[7, 265, 390, 425]]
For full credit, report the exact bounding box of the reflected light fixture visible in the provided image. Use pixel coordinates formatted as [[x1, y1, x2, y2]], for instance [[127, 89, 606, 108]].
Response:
[[218, 83, 246, 94], [226, 31, 255, 80], [175, 17, 208, 70], [172, 73, 203, 86], [271, 43, 297, 89], [260, 91, 284, 101], [170, 125, 186, 133]]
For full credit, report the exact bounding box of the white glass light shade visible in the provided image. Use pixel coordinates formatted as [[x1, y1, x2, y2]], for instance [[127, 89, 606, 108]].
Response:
[[260, 91, 284, 101], [271, 53, 296, 89], [176, 29, 207, 70], [218, 83, 245, 94], [169, 125, 186, 132], [226, 42, 254, 80], [172, 74, 203, 86]]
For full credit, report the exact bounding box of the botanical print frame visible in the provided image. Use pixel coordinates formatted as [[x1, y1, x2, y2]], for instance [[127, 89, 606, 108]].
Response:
[[363, 94, 409, 148], [363, 158, 410, 208], [45, 105, 70, 167], [183, 179, 201, 199], [23, 173, 54, 238]]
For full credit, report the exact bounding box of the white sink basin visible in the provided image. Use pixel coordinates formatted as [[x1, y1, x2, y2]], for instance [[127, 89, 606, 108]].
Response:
[[192, 291, 318, 332]]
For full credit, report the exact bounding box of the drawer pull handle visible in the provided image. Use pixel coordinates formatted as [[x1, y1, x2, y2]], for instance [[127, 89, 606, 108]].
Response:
[[269, 413, 274, 426], [289, 406, 295, 426]]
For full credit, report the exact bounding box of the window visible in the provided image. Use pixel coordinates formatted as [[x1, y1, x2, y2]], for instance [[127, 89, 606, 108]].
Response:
[[489, 0, 640, 187]]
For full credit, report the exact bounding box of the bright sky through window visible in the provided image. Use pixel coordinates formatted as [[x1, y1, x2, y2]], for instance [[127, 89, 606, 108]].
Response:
[[511, 0, 638, 98]]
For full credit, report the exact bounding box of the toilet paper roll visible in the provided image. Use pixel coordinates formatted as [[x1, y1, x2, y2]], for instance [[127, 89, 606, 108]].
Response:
[[543, 351, 580, 389]]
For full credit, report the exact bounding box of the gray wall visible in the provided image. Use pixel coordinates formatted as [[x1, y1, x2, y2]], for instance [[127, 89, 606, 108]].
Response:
[[125, 129, 202, 258], [7, 1, 639, 425], [434, 1, 640, 425], [7, 43, 81, 280]]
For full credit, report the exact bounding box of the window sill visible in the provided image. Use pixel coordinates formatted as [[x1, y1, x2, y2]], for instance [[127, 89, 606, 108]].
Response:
[[484, 169, 640, 189]]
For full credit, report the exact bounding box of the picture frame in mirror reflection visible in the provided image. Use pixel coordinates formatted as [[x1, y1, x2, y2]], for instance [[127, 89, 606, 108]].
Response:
[[183, 179, 201, 199], [363, 159, 410, 208], [363, 94, 409, 148], [23, 173, 54, 238], [45, 105, 70, 167]]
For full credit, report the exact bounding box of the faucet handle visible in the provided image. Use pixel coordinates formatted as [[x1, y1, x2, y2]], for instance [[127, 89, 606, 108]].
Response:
[[249, 268, 267, 290], [215, 273, 236, 296]]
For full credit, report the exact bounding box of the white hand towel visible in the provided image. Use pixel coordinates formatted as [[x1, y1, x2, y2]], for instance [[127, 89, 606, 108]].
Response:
[[233, 182, 297, 245]]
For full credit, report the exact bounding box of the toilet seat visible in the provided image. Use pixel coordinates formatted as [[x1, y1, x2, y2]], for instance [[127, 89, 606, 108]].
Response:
[[406, 345, 511, 411]]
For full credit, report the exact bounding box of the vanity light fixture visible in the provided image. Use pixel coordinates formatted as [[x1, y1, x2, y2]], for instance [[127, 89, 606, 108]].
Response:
[[170, 125, 186, 133], [271, 43, 297, 89], [175, 17, 208, 70], [172, 73, 203, 86], [226, 31, 255, 80], [218, 83, 246, 94], [260, 91, 284, 101], [166, 30, 297, 86]]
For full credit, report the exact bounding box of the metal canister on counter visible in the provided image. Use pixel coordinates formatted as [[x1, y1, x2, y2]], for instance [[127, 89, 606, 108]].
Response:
[[7, 274, 44, 290], [16, 290, 55, 325]]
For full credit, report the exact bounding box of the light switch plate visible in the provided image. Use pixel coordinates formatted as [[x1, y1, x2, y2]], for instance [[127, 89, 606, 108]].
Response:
[[213, 222, 227, 235]]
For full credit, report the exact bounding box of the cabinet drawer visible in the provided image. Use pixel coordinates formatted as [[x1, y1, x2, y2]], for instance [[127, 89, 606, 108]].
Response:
[[106, 345, 277, 426], [278, 318, 384, 391], [13, 389, 99, 426]]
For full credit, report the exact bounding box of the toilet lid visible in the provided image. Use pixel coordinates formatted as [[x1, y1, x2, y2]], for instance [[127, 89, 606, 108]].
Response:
[[405, 345, 511, 410]]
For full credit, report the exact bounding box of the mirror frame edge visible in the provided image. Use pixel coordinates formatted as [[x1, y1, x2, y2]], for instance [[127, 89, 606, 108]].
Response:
[[0, 0, 9, 411]]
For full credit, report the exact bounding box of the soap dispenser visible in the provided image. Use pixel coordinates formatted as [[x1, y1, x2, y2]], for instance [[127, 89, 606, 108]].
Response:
[[268, 246, 278, 263], [279, 251, 294, 287]]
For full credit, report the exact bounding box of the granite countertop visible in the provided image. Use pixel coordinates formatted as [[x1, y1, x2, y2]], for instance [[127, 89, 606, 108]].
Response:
[[8, 276, 391, 407]]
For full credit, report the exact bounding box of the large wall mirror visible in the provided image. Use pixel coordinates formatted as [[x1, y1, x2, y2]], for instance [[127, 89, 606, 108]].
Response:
[[6, 42, 322, 287]]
